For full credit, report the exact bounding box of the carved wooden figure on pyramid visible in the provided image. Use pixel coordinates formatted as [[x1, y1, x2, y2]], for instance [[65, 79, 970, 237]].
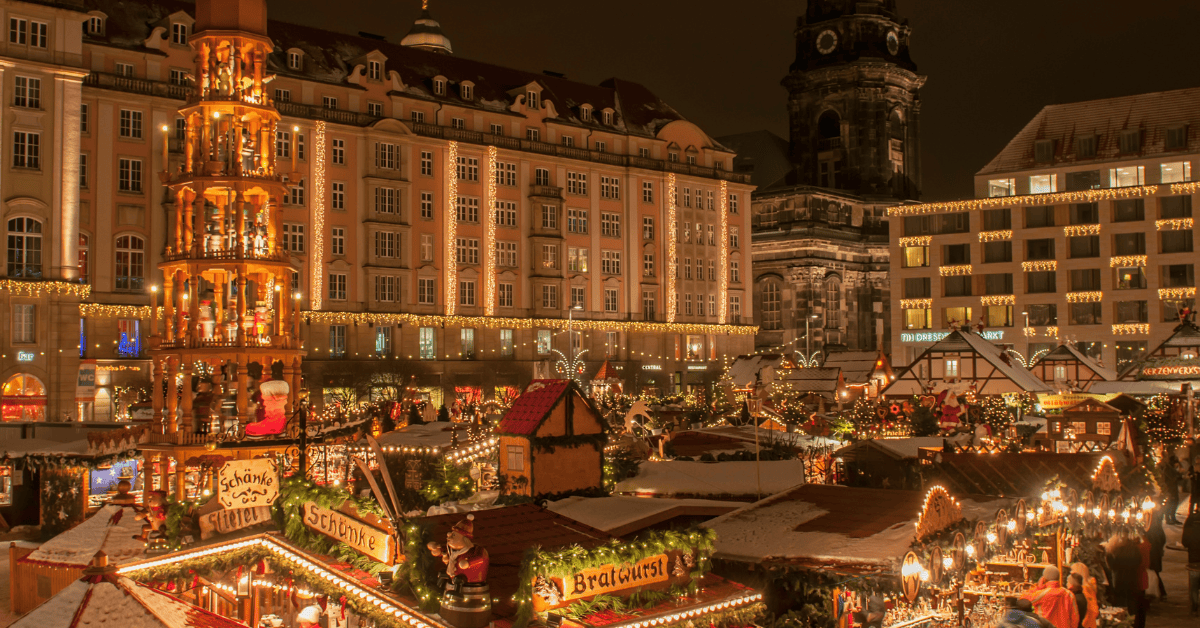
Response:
[[428, 514, 492, 628]]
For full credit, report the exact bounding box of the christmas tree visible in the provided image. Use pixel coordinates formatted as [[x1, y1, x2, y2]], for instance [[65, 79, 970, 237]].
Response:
[[1142, 393, 1183, 444], [978, 396, 1014, 435]]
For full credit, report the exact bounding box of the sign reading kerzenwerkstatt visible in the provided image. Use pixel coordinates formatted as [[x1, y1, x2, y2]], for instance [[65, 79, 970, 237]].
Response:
[[302, 502, 395, 564], [217, 459, 279, 509]]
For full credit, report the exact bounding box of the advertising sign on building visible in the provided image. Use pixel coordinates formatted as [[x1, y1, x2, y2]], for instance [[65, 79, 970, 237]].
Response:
[[76, 361, 97, 400], [217, 459, 279, 509]]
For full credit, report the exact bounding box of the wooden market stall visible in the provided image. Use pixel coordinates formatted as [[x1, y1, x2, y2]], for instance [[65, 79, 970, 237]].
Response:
[[496, 380, 605, 497]]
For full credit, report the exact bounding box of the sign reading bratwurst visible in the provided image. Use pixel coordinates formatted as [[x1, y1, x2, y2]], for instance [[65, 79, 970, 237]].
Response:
[[563, 554, 669, 601], [302, 502, 395, 564]]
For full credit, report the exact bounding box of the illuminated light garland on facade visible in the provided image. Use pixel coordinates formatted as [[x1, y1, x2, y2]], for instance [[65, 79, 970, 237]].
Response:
[[898, 235, 932, 247], [79, 303, 164, 319], [1155, 218, 1194, 231], [1022, 260, 1057, 272], [887, 185, 1159, 216], [1170, 182, 1200, 195], [1066, 291, 1103, 303], [1063, 224, 1101, 237], [311, 120, 327, 310], [978, 230, 1013, 242], [981, 294, 1015, 306], [445, 141, 459, 316], [1158, 287, 1197, 300], [718, 180, 729, 324], [1143, 365, 1200, 377], [1112, 323, 1150, 335], [1045, 326, 1059, 337], [1023, 327, 1036, 337], [899, 298, 932, 309], [666, 173, 677, 323], [484, 145, 497, 316], [939, 264, 972, 277], [0, 279, 91, 299], [300, 311, 758, 335], [1110, 255, 1148, 268]]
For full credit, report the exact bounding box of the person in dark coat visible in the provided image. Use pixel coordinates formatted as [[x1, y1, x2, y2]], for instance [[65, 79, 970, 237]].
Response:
[[1163, 457, 1182, 524], [1182, 513, 1200, 616], [1146, 513, 1167, 598], [1067, 574, 1088, 628], [1105, 534, 1143, 613]]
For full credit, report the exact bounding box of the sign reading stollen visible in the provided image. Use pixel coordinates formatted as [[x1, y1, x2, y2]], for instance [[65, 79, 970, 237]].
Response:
[[562, 554, 669, 601], [303, 502, 394, 564], [199, 505, 272, 540], [218, 459, 279, 509]]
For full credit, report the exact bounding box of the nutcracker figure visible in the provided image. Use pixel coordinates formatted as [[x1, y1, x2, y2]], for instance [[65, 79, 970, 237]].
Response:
[[428, 514, 492, 628]]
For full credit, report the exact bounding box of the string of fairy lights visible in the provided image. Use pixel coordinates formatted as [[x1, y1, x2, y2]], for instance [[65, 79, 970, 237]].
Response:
[[666, 172, 678, 323], [887, 184, 1160, 216], [718, 180, 729, 325], [0, 279, 91, 299], [444, 141, 459, 316], [310, 120, 327, 310], [484, 145, 498, 316]]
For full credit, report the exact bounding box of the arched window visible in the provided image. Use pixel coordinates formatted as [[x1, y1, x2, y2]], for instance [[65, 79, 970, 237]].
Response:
[[825, 279, 841, 327], [889, 109, 906, 175], [78, 233, 90, 282], [114, 234, 144, 291], [7, 217, 42, 278], [817, 110, 841, 141], [2, 373, 46, 422], [761, 282, 782, 330]]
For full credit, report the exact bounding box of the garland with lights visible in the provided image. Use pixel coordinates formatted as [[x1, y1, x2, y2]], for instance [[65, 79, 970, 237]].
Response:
[[1140, 393, 1183, 445], [888, 185, 1158, 216], [273, 475, 390, 575], [301, 310, 756, 335], [0, 278, 91, 299], [39, 466, 88, 539]]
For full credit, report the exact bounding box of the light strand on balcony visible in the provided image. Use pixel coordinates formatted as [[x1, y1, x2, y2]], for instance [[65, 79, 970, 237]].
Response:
[[666, 173, 677, 323], [484, 145, 497, 316], [718, 180, 729, 325], [311, 120, 327, 310], [445, 141, 458, 316], [888, 185, 1159, 216]]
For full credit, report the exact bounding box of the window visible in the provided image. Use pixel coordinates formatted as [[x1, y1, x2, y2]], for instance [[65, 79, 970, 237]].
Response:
[[1161, 230, 1194, 254], [903, 245, 929, 268], [1069, 203, 1099, 224], [988, 178, 1016, 197], [77, 234, 89, 281], [542, 285, 558, 309], [1161, 195, 1192, 218], [328, 181, 345, 211], [1114, 232, 1146, 256], [119, 110, 143, 139], [455, 238, 479, 264], [12, 304, 34, 344], [642, 252, 654, 277], [535, 168, 551, 186], [328, 273, 347, 300], [541, 205, 558, 229], [171, 22, 188, 45], [414, 234, 432, 262], [541, 244, 558, 269], [10, 131, 38, 169], [527, 128, 540, 141], [79, 153, 88, 188], [321, 96, 338, 110], [642, 181, 654, 203], [1116, 267, 1146, 290], [903, 277, 931, 299], [494, 201, 517, 227], [372, 326, 393, 357], [1027, 271, 1056, 293], [331, 227, 345, 256], [419, 327, 436, 359], [1161, 161, 1192, 183], [944, 243, 970, 264], [169, 69, 187, 86], [419, 151, 433, 176], [1076, 135, 1097, 158], [526, 91, 540, 110], [6, 217, 42, 278], [1118, 129, 1141, 154], [567, 171, 587, 195], [939, 212, 970, 234], [118, 158, 142, 192], [375, 142, 397, 169], [1068, 236, 1101, 258], [1065, 170, 1100, 191], [13, 77, 40, 108], [983, 241, 1012, 263], [114, 235, 144, 291], [1070, 269, 1101, 291], [1024, 206, 1055, 228], [707, 191, 716, 210], [603, 110, 613, 125], [451, 117, 465, 130], [683, 257, 692, 280], [322, 325, 345, 357], [283, 223, 305, 253], [642, 217, 654, 240], [276, 130, 291, 158], [456, 196, 479, 222], [1027, 238, 1055, 260], [643, 291, 657, 320], [420, 192, 434, 219], [498, 283, 513, 308], [709, 295, 717, 316], [457, 156, 479, 181], [984, 306, 1014, 327], [944, 276, 972, 297], [984, 273, 1013, 295], [494, 161, 517, 186], [367, 101, 383, 117], [86, 16, 103, 36], [497, 241, 518, 267], [561, 135, 575, 147], [287, 179, 305, 205], [568, 208, 588, 234], [418, 278, 436, 305], [329, 138, 345, 165], [1029, 174, 1057, 194], [1109, 166, 1144, 187], [604, 288, 618, 312], [1069, 303, 1102, 325], [1034, 140, 1055, 163], [904, 308, 932, 330], [731, 261, 741, 283], [639, 147, 651, 158], [683, 188, 691, 207], [570, 286, 585, 308], [824, 281, 841, 327], [115, 62, 134, 77], [374, 187, 397, 214], [375, 231, 398, 259], [459, 280, 476, 306], [1027, 304, 1057, 326], [80, 103, 89, 133], [601, 176, 620, 199], [709, 261, 717, 281], [1116, 301, 1148, 324], [567, 247, 588, 272], [366, 59, 382, 80], [274, 88, 291, 102], [595, 141, 606, 153], [9, 19, 46, 48], [707, 225, 716, 245], [601, 212, 621, 238], [943, 307, 972, 328], [411, 110, 425, 124], [1113, 199, 1145, 222]]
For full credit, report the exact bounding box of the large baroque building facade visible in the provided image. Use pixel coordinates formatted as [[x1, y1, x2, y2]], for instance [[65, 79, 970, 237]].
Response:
[[722, 0, 923, 358], [0, 0, 755, 423]]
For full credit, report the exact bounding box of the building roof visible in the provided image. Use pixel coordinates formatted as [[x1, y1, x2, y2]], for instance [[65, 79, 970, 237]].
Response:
[[1120, 320, 1200, 381], [399, 9, 452, 54], [920, 451, 1111, 498], [12, 566, 249, 628], [614, 460, 807, 499], [836, 436, 966, 461], [1033, 344, 1118, 381], [886, 330, 1053, 395], [376, 422, 457, 451], [496, 379, 573, 436], [780, 367, 842, 394], [592, 360, 621, 382], [722, 354, 792, 389], [978, 87, 1200, 176], [822, 350, 884, 384], [716, 130, 793, 189], [23, 505, 146, 568], [547, 496, 743, 537]]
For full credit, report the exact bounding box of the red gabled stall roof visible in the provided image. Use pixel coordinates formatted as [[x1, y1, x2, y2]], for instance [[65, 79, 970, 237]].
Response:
[[497, 380, 573, 436]]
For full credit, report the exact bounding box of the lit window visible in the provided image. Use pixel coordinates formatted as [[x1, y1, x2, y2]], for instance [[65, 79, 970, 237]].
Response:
[[988, 178, 1015, 197], [419, 327, 436, 359], [7, 217, 42, 278], [1161, 161, 1192, 183], [1109, 166, 1144, 187], [114, 234, 144, 291], [1029, 174, 1057, 194], [944, 358, 959, 377]]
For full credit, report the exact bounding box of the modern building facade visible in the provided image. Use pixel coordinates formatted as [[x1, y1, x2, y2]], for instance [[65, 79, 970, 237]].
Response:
[[725, 0, 923, 359], [0, 0, 755, 423], [889, 87, 1200, 374]]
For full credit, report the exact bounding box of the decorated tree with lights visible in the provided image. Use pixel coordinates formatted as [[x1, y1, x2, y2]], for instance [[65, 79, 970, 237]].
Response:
[[978, 396, 1015, 436], [1142, 393, 1183, 444], [845, 398, 881, 436]]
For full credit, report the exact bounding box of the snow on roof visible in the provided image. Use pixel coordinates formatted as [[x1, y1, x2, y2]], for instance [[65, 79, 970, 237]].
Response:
[[12, 571, 248, 628], [1088, 380, 1197, 395], [822, 351, 881, 384], [28, 439, 91, 456], [837, 437, 967, 461], [887, 330, 1053, 395], [614, 460, 806, 498], [1033, 344, 1118, 381], [780, 367, 841, 393], [547, 496, 743, 536], [0, 438, 69, 457], [376, 422, 457, 450], [690, 426, 842, 450], [723, 354, 789, 389], [706, 484, 1007, 571], [23, 505, 146, 568]]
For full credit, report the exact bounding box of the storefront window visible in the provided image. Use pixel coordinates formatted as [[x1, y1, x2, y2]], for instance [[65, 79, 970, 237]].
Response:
[[685, 335, 703, 360], [1, 373, 46, 421], [419, 327, 436, 360], [536, 330, 552, 355], [0, 465, 13, 506]]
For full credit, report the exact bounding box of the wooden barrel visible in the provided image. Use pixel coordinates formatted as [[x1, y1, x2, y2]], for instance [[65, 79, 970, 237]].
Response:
[[439, 583, 492, 628]]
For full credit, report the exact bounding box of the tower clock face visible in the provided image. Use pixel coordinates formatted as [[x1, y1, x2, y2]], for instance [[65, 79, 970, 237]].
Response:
[[816, 30, 838, 55], [887, 31, 900, 55]]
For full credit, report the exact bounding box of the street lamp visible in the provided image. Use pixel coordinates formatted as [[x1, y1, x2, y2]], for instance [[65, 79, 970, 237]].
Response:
[[568, 302, 584, 352], [805, 314, 819, 364], [1022, 310, 1030, 357]]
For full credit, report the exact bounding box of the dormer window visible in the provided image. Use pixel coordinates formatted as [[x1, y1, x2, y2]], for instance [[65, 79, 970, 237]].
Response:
[[669, 152, 679, 163], [288, 51, 302, 70], [527, 91, 540, 110], [171, 22, 188, 45], [602, 110, 613, 125], [580, 105, 592, 122], [461, 83, 473, 100], [368, 60, 382, 80], [85, 16, 104, 36], [687, 154, 697, 165], [434, 78, 446, 96]]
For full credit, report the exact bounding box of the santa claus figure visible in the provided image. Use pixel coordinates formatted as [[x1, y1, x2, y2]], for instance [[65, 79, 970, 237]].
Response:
[[428, 514, 489, 593]]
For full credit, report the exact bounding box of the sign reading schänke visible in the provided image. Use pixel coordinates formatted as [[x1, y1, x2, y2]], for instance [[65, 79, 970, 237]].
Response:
[[217, 459, 279, 509], [302, 502, 394, 564]]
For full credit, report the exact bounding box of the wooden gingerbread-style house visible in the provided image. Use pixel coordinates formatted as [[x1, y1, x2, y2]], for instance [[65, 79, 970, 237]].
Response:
[[1044, 398, 1123, 452], [496, 380, 605, 497], [1030, 344, 1118, 392]]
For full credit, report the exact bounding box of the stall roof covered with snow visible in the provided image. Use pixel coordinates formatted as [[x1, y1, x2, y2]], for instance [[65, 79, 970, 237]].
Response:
[[722, 354, 796, 389], [706, 484, 1006, 572], [1118, 319, 1200, 386], [885, 330, 1053, 396], [823, 349, 895, 394], [22, 505, 146, 568], [548, 495, 743, 537], [376, 422, 460, 452], [778, 367, 843, 400], [1030, 344, 1118, 391], [614, 460, 808, 500]]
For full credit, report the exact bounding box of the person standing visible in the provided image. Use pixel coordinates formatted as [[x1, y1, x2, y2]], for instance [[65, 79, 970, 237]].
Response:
[[1106, 535, 1142, 618], [1069, 563, 1099, 628], [998, 596, 1041, 628], [1146, 513, 1168, 598], [1020, 566, 1079, 628], [1163, 456, 1182, 524], [1067, 574, 1088, 628], [1182, 513, 1200, 616]]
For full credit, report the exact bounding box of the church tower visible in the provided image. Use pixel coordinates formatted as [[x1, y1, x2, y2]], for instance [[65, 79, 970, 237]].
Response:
[[784, 0, 924, 200]]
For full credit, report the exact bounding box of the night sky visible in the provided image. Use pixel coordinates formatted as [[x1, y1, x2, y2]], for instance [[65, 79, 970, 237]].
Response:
[[270, 0, 1200, 201]]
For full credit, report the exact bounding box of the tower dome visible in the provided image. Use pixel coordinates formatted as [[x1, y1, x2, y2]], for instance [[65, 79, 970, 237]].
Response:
[[401, 4, 453, 55]]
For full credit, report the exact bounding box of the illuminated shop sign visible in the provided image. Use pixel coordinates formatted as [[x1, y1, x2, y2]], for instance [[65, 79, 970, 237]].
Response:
[[900, 330, 1004, 343], [16, 351, 34, 362]]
